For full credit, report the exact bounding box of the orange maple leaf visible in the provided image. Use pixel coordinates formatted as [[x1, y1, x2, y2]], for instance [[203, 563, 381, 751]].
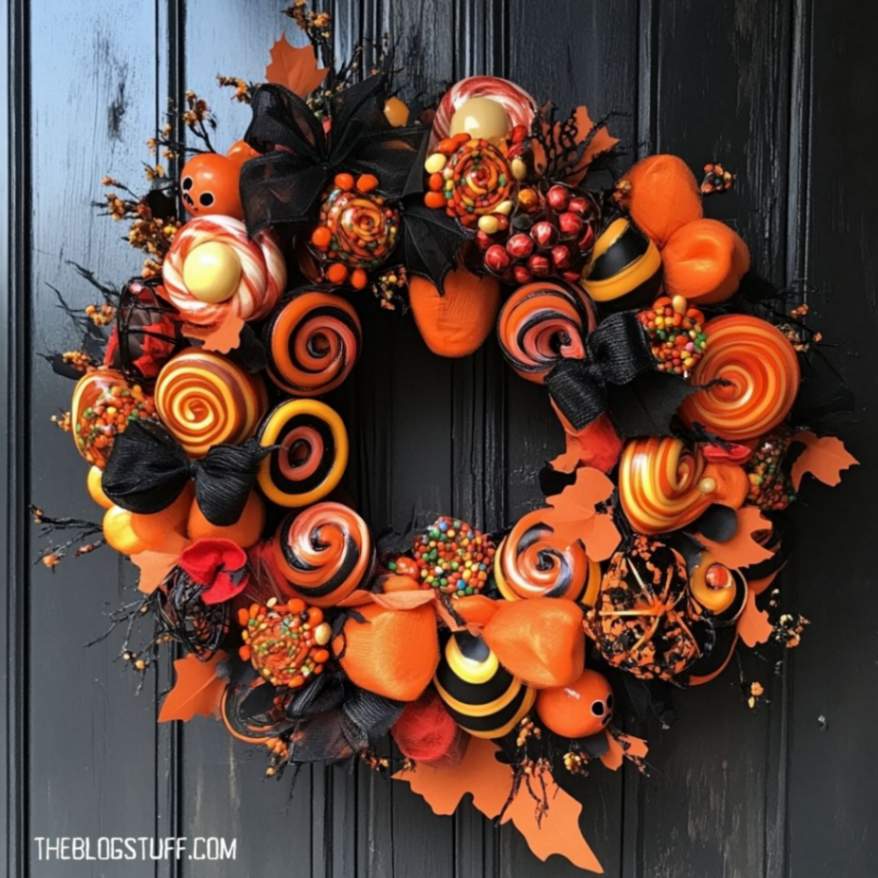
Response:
[[131, 532, 189, 595], [543, 467, 621, 561], [395, 737, 602, 872], [694, 506, 774, 569], [158, 651, 228, 723], [790, 431, 858, 491], [533, 105, 619, 187], [265, 34, 327, 98], [182, 313, 245, 354], [737, 588, 773, 648], [600, 730, 649, 771]]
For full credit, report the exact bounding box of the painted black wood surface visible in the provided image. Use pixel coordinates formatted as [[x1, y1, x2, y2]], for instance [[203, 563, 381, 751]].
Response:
[[3, 1, 877, 876]]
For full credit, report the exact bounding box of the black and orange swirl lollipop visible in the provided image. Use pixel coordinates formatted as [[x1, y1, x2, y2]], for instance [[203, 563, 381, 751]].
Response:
[[256, 399, 348, 507], [680, 315, 800, 441], [270, 502, 375, 607], [496, 281, 597, 383], [154, 349, 267, 458], [264, 289, 362, 397], [494, 509, 601, 604]]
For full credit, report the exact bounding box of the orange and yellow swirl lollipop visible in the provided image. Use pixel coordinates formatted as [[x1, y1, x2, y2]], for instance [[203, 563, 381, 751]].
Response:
[[618, 437, 748, 534], [154, 349, 267, 458], [680, 315, 800, 441]]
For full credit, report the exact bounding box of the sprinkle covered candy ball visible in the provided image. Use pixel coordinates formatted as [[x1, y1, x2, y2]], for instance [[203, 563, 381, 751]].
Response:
[[637, 295, 707, 377], [410, 516, 495, 597]]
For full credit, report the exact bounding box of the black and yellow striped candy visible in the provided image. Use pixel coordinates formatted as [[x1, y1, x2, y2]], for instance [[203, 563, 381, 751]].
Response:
[[433, 633, 535, 739], [581, 217, 662, 310]]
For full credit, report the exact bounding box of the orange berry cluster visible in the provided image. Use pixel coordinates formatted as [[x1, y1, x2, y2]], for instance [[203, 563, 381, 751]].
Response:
[[637, 295, 707, 377], [410, 516, 495, 597], [238, 597, 332, 689]]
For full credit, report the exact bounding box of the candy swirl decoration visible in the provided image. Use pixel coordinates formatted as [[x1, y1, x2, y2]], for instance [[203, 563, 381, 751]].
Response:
[[256, 399, 348, 507], [494, 508, 601, 603], [410, 516, 496, 597], [70, 369, 157, 469], [681, 315, 800, 441], [618, 436, 748, 534], [161, 215, 286, 327], [270, 501, 374, 607], [432, 75, 538, 141], [441, 138, 516, 226], [154, 349, 268, 458], [264, 289, 362, 397], [496, 281, 596, 383]]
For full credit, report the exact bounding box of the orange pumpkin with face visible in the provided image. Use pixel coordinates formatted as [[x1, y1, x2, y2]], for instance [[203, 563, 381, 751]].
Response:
[[409, 266, 500, 357]]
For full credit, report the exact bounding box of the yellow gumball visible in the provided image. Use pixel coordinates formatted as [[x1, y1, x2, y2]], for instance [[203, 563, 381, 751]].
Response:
[[87, 465, 113, 509], [182, 240, 242, 303], [102, 506, 149, 556], [449, 97, 510, 141], [383, 96, 410, 127]]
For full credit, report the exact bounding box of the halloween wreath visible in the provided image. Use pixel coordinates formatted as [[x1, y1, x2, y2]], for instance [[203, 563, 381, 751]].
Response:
[[34, 4, 859, 872]]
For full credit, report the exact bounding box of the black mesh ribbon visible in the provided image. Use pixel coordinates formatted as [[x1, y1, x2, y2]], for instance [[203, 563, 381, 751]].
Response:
[[240, 76, 429, 235], [102, 419, 269, 526], [546, 311, 655, 430]]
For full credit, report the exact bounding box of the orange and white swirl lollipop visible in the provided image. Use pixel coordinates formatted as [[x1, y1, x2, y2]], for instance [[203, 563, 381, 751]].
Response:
[[154, 348, 267, 458], [680, 315, 800, 441], [270, 502, 375, 607], [495, 509, 601, 604], [618, 437, 748, 534], [162, 215, 286, 328]]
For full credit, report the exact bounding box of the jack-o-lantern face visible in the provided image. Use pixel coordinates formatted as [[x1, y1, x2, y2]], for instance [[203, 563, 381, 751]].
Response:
[[536, 669, 614, 739], [180, 153, 244, 219]]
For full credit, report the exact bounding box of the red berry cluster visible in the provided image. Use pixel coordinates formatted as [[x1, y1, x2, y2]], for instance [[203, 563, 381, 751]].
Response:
[[476, 184, 599, 285]]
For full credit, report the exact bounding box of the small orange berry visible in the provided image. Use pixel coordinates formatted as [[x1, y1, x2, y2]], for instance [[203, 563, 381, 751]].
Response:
[[310, 226, 332, 250], [334, 172, 354, 191], [326, 263, 348, 284], [350, 268, 368, 290], [424, 191, 446, 209], [356, 173, 379, 193], [428, 173, 444, 191]]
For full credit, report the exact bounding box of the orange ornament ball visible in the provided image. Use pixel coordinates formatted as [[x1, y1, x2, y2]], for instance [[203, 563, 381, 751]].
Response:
[[180, 152, 244, 220], [536, 669, 614, 739], [86, 465, 113, 509], [225, 138, 260, 166], [187, 490, 265, 548], [129, 483, 193, 548], [102, 506, 150, 556], [409, 266, 500, 357]]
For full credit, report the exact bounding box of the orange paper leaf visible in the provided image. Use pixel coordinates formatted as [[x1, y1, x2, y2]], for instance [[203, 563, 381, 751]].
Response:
[[695, 506, 774, 569], [158, 651, 228, 723], [533, 106, 619, 187], [791, 431, 858, 491], [395, 737, 602, 872], [265, 34, 327, 98], [737, 588, 773, 647], [600, 731, 649, 771], [544, 467, 621, 560], [131, 532, 189, 595], [183, 313, 245, 353]]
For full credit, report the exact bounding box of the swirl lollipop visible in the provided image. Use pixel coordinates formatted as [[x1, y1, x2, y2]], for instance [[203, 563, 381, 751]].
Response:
[[256, 399, 348, 507], [264, 290, 362, 397], [443, 139, 515, 226], [432, 76, 538, 141], [618, 437, 747, 534], [495, 509, 601, 603], [680, 315, 800, 441], [497, 281, 596, 383], [154, 349, 267, 458], [162, 215, 286, 328], [270, 502, 374, 607]]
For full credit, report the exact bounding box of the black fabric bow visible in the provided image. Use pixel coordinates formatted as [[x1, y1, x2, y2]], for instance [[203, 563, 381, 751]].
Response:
[[240, 76, 428, 236], [102, 419, 269, 526], [546, 310, 695, 438]]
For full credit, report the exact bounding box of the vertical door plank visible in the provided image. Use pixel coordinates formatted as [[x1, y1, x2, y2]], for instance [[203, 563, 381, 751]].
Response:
[[503, 2, 639, 876], [176, 3, 315, 876], [27, 2, 161, 875], [636, 3, 795, 877], [785, 1, 878, 874]]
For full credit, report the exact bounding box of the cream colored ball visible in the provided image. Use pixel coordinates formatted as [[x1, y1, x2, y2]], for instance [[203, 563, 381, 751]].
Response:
[[449, 96, 510, 140], [182, 240, 242, 303]]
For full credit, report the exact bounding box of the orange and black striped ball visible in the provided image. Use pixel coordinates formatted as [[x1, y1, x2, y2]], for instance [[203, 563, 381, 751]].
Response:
[[433, 633, 535, 739], [581, 217, 662, 311]]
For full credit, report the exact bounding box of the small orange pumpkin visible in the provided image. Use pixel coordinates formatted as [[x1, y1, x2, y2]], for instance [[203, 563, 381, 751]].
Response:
[[187, 490, 265, 548], [483, 597, 585, 689], [129, 483, 193, 548], [409, 266, 500, 357], [619, 154, 703, 247], [333, 603, 439, 701], [662, 218, 750, 304]]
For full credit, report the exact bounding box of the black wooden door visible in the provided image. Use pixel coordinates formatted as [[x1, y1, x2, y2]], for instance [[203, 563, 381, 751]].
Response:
[[3, 1, 876, 876]]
